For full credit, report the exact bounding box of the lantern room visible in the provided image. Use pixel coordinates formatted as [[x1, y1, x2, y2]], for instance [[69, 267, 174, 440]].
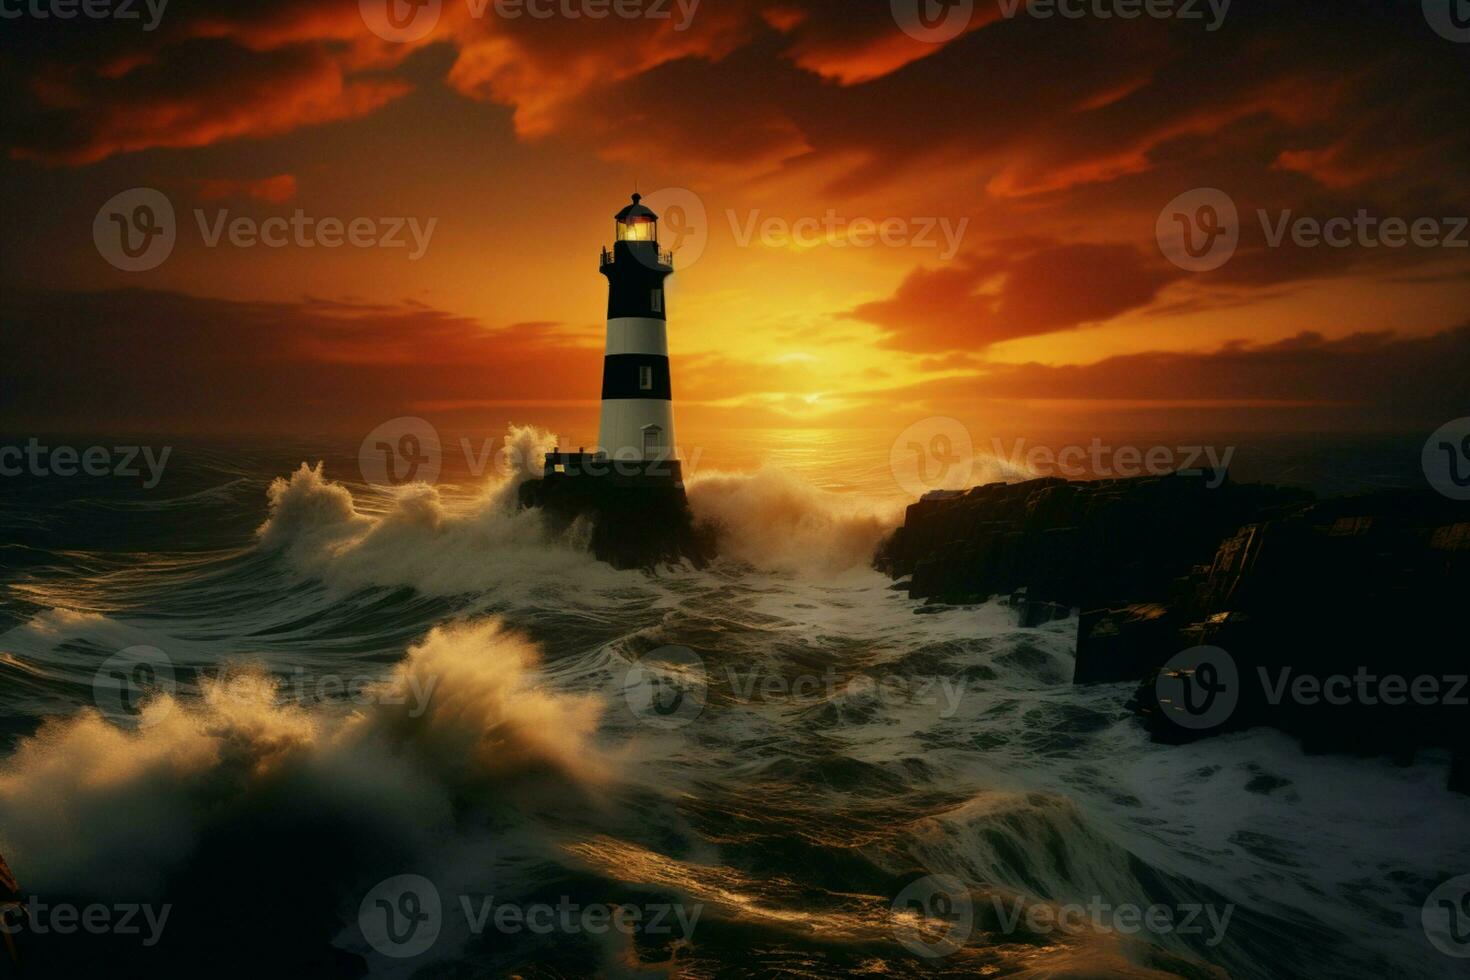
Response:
[[615, 193, 658, 242]]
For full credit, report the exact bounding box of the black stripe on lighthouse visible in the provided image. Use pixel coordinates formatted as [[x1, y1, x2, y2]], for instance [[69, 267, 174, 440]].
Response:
[[601, 354, 671, 399], [606, 277, 667, 320]]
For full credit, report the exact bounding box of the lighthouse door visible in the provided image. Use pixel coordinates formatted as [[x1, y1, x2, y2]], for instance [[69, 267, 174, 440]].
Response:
[[642, 425, 664, 458]]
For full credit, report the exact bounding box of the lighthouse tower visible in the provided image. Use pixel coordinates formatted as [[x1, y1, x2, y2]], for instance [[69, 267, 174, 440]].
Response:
[[517, 191, 710, 568], [597, 193, 677, 469]]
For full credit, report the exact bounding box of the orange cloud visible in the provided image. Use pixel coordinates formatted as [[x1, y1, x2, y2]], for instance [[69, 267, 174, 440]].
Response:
[[13, 42, 409, 166], [850, 242, 1176, 352]]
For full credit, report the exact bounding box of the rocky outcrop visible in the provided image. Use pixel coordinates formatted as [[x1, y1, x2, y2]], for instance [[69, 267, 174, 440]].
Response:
[[1126, 495, 1469, 765], [875, 473, 1310, 610], [876, 475, 1470, 790]]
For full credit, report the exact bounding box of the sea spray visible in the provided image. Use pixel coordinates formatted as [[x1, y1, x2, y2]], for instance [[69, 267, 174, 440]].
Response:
[[0, 619, 605, 898], [686, 467, 901, 575]]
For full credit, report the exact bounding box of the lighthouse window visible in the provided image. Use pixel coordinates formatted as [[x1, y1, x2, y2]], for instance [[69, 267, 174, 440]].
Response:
[[651, 289, 663, 313], [643, 426, 664, 456], [639, 365, 654, 390]]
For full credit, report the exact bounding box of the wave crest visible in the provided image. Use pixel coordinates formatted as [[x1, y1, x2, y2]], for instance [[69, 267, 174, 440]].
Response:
[[0, 618, 603, 898], [688, 467, 900, 576]]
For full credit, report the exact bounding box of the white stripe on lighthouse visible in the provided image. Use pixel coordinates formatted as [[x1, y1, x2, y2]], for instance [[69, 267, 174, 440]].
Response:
[[605, 317, 668, 356], [599, 399, 675, 461]]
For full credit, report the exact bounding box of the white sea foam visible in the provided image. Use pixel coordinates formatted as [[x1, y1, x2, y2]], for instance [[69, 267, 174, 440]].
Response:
[[0, 618, 604, 898], [687, 466, 901, 576], [256, 426, 904, 593]]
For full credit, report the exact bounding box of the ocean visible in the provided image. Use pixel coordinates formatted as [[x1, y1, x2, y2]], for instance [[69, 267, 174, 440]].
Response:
[[0, 426, 1464, 978]]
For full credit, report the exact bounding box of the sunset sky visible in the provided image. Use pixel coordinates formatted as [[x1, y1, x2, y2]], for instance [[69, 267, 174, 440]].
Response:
[[2, 0, 1468, 448]]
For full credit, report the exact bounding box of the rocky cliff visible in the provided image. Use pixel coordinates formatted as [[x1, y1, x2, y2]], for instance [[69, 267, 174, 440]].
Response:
[[875, 474, 1470, 791], [876, 473, 1311, 610]]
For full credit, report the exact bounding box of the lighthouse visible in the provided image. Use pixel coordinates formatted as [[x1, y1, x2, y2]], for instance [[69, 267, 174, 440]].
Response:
[[597, 193, 677, 468], [517, 191, 710, 569]]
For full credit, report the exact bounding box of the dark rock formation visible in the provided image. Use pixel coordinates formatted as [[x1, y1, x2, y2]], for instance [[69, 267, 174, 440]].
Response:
[[1072, 603, 1176, 684], [875, 473, 1310, 610], [518, 452, 714, 570], [876, 474, 1470, 790], [1126, 494, 1468, 766]]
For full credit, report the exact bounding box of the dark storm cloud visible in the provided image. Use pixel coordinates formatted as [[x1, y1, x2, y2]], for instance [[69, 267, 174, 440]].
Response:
[[0, 287, 599, 432], [847, 241, 1177, 351], [875, 321, 1470, 428]]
